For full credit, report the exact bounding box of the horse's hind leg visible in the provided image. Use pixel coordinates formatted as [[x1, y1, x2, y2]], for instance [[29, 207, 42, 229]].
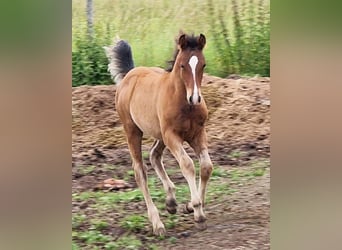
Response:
[[150, 140, 177, 214], [124, 123, 165, 236]]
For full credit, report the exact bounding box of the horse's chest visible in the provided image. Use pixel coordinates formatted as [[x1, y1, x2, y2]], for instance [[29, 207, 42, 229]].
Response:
[[175, 107, 206, 138]]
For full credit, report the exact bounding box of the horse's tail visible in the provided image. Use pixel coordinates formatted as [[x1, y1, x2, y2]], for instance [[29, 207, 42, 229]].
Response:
[[104, 38, 134, 85]]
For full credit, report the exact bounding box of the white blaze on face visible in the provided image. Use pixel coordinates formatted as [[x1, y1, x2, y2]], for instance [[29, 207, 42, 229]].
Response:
[[189, 55, 200, 104]]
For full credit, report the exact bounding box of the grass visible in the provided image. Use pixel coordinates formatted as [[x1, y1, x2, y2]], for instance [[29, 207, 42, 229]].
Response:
[[124, 169, 135, 181], [72, 214, 87, 229], [120, 215, 148, 232], [168, 236, 177, 244], [229, 158, 269, 181], [98, 190, 144, 203], [72, 0, 270, 86], [90, 219, 110, 230], [142, 151, 149, 160], [228, 149, 246, 159], [73, 189, 144, 204], [102, 164, 117, 171], [103, 235, 143, 250], [165, 214, 178, 229], [211, 165, 229, 179], [79, 165, 96, 175], [76, 230, 112, 244], [72, 157, 269, 249]]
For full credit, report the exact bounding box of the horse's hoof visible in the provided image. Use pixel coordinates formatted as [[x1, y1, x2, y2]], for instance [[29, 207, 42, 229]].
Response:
[[181, 202, 194, 214], [153, 226, 166, 236], [166, 206, 177, 214], [195, 221, 207, 230], [195, 216, 207, 230], [166, 199, 178, 214]]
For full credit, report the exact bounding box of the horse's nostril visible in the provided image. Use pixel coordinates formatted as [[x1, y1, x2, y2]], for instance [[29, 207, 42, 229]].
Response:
[[198, 95, 201, 103], [189, 96, 193, 104]]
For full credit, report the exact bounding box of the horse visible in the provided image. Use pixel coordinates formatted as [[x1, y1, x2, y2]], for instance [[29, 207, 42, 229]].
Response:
[[104, 33, 213, 236]]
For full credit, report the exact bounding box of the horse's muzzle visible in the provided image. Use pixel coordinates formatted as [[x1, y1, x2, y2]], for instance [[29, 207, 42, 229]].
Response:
[[189, 95, 201, 105]]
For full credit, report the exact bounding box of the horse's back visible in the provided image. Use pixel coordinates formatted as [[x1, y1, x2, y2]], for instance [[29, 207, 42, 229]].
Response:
[[126, 66, 164, 80]]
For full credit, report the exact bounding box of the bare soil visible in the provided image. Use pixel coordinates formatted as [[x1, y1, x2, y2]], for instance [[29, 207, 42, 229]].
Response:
[[72, 74, 270, 249]]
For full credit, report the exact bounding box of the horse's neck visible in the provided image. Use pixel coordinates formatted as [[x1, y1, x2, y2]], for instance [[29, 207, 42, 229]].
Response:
[[168, 70, 187, 101]]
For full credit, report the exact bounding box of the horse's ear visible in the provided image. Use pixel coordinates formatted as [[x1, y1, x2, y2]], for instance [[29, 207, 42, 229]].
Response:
[[198, 34, 206, 50], [178, 34, 187, 50]]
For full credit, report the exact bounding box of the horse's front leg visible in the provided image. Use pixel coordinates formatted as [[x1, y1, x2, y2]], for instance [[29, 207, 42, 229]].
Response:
[[189, 130, 213, 207], [163, 130, 207, 230], [198, 148, 213, 206]]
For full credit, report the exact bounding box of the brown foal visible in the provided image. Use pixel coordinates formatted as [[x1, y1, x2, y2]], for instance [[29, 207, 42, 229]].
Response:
[[104, 33, 213, 236]]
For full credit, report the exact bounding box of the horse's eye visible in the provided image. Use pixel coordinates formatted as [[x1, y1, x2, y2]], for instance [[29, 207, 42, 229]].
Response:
[[180, 65, 184, 69], [203, 64, 206, 68]]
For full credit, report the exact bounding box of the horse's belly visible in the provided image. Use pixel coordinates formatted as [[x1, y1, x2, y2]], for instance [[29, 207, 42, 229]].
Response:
[[130, 109, 162, 139]]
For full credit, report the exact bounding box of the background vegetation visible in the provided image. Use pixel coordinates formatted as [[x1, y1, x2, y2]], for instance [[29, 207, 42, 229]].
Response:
[[72, 0, 270, 86]]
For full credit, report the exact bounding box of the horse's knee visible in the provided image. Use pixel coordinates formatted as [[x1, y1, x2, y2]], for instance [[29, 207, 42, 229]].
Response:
[[201, 162, 213, 180], [133, 164, 147, 185], [182, 158, 195, 176]]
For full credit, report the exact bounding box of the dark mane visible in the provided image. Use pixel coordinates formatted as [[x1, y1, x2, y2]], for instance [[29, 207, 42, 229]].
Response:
[[166, 48, 179, 72], [165, 34, 202, 72]]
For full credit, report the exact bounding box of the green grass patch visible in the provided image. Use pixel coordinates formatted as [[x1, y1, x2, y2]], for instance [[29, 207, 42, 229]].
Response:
[[228, 160, 268, 182], [211, 166, 229, 179], [90, 219, 110, 230], [168, 236, 177, 244], [252, 167, 265, 177], [148, 243, 159, 250], [165, 167, 178, 176], [72, 242, 81, 250], [165, 214, 178, 229], [120, 214, 148, 232], [228, 149, 246, 160], [103, 235, 143, 250], [73, 190, 144, 205], [102, 164, 117, 171], [76, 230, 112, 244], [98, 190, 144, 204], [207, 181, 237, 203], [123, 169, 135, 181], [175, 184, 190, 204], [142, 151, 149, 160], [72, 214, 87, 229], [79, 165, 96, 175]]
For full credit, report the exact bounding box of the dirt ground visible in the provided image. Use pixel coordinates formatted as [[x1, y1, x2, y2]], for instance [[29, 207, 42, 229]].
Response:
[[72, 74, 270, 249]]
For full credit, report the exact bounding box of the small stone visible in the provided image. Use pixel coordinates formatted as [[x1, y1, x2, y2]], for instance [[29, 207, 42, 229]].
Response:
[[179, 231, 191, 238]]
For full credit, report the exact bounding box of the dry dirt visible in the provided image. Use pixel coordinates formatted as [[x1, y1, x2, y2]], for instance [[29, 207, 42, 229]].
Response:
[[72, 74, 270, 249]]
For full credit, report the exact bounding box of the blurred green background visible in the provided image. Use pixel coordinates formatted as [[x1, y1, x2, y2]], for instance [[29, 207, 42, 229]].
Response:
[[72, 0, 270, 86]]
